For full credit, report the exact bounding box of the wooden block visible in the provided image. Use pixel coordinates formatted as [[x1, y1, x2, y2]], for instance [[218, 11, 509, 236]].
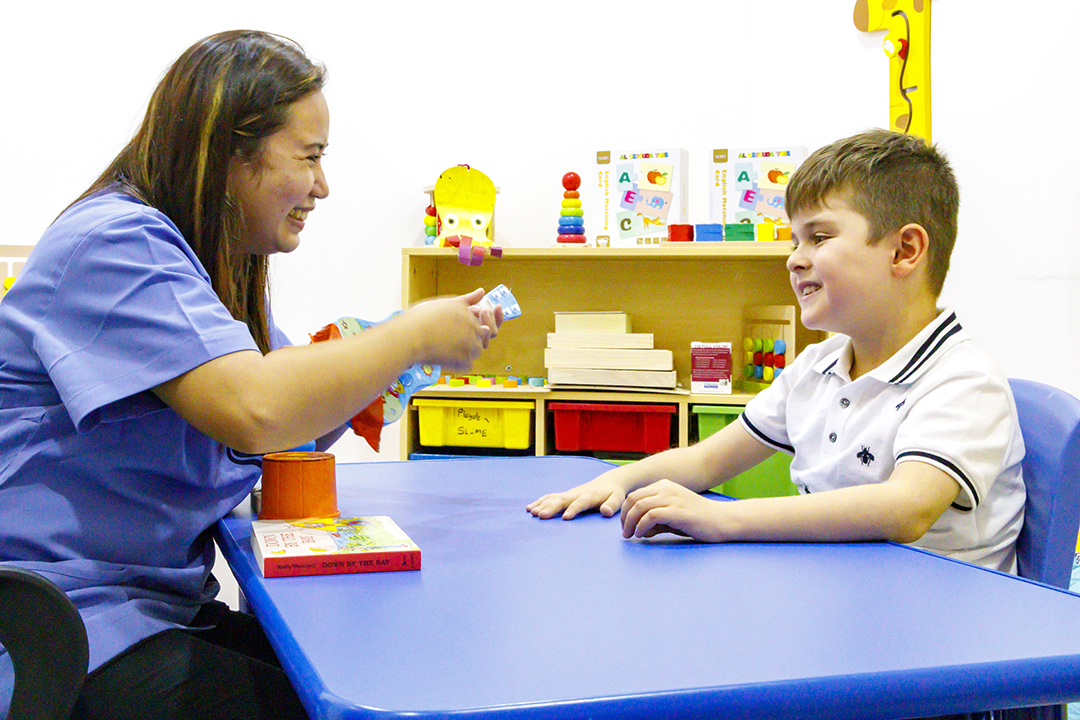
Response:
[[554, 311, 631, 334], [544, 347, 674, 371], [546, 332, 654, 350], [547, 367, 677, 390]]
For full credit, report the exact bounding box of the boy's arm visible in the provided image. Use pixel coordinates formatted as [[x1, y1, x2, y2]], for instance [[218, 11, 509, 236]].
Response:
[[621, 459, 961, 542], [526, 420, 775, 520]]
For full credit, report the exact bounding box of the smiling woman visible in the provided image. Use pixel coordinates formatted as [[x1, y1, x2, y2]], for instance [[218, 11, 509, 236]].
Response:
[[0, 29, 501, 720], [228, 90, 330, 256]]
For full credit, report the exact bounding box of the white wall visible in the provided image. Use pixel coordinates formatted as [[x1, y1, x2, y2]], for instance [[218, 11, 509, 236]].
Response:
[[6, 0, 1078, 469]]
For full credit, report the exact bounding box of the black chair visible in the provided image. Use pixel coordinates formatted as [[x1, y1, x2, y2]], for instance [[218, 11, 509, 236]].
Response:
[[0, 566, 88, 720]]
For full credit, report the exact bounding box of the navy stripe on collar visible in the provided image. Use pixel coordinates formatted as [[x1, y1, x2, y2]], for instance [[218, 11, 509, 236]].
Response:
[[740, 414, 795, 454], [896, 449, 978, 508], [888, 312, 962, 384]]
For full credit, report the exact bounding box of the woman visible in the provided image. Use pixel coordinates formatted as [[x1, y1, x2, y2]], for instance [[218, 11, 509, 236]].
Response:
[[0, 30, 498, 718]]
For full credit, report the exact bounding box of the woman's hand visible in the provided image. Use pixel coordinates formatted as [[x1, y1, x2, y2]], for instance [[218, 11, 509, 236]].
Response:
[[400, 289, 491, 374], [471, 296, 504, 346]]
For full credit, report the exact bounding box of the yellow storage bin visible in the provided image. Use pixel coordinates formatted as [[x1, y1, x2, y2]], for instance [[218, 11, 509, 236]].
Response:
[[414, 399, 534, 449]]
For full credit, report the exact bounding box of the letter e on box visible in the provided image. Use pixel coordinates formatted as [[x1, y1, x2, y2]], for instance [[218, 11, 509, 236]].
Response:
[[691, 342, 732, 394]]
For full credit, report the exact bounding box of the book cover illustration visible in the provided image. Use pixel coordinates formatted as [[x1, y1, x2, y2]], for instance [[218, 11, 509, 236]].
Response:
[[252, 516, 421, 578], [591, 148, 688, 247], [708, 146, 807, 228]]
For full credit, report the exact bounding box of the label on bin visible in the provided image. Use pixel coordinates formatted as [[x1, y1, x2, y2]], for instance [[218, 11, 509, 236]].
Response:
[[691, 342, 732, 394]]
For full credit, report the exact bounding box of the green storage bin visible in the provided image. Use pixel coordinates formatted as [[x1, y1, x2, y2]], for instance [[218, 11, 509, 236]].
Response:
[[692, 405, 797, 499]]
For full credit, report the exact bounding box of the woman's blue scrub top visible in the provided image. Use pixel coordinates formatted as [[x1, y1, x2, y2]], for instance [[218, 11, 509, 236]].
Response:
[[0, 191, 291, 706]]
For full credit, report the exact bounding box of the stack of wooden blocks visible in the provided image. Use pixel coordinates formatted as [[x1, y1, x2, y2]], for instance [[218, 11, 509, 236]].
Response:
[[545, 312, 676, 390]]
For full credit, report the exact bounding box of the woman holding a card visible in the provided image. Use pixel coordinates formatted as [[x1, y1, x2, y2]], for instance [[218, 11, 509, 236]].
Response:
[[0, 30, 501, 719]]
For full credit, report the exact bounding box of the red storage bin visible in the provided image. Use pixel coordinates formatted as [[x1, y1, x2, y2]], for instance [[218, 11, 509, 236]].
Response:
[[550, 403, 676, 454]]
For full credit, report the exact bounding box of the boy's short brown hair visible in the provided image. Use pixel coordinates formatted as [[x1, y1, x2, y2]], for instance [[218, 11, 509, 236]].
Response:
[[786, 129, 959, 297]]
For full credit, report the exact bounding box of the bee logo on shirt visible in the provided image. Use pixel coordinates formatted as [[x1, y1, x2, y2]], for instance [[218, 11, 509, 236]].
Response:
[[857, 446, 875, 466]]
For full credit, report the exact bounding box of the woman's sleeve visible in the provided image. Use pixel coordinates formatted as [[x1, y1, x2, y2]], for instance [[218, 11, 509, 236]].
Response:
[[29, 207, 259, 431]]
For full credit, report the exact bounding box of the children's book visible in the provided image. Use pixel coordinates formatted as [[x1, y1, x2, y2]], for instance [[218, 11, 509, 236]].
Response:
[[708, 146, 807, 228], [691, 342, 732, 395], [590, 148, 689, 247], [251, 516, 421, 578]]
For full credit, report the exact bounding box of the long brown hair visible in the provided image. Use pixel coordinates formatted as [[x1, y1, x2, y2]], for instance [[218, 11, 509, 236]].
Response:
[[76, 30, 326, 353]]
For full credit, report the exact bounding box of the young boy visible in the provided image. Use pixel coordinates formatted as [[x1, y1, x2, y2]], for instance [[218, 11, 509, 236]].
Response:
[[527, 129, 1026, 573]]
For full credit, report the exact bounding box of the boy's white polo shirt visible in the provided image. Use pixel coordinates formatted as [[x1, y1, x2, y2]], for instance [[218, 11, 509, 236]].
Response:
[[740, 308, 1026, 573]]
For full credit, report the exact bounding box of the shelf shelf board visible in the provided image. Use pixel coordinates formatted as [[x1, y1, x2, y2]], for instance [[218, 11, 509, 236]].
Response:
[[403, 243, 793, 260]]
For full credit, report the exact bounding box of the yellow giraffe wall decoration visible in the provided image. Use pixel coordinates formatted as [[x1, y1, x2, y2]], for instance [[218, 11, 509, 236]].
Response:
[[853, 0, 932, 142]]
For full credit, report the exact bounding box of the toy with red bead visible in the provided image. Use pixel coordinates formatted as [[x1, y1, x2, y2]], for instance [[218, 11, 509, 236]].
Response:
[[557, 172, 586, 244], [423, 202, 437, 245]]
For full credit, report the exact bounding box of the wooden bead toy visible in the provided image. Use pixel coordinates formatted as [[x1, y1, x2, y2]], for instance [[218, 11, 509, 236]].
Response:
[[557, 172, 587, 244], [743, 335, 787, 386], [423, 203, 437, 245]]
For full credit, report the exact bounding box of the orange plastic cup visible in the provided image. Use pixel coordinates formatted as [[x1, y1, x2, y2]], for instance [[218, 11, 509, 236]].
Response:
[[258, 451, 339, 520]]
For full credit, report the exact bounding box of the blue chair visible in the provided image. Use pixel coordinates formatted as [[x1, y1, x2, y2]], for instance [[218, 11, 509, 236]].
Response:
[[0, 565, 88, 720], [995, 379, 1080, 720], [1010, 379, 1080, 590]]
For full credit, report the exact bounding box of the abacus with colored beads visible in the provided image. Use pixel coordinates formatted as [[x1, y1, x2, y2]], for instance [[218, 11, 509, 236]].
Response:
[[557, 172, 586, 244], [743, 337, 787, 383], [738, 305, 796, 392]]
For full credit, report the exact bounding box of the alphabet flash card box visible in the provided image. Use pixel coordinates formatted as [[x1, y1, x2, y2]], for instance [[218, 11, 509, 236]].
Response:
[[709, 146, 807, 227], [590, 148, 688, 247]]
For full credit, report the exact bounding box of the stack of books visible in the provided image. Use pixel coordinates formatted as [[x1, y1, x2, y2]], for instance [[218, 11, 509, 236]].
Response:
[[545, 312, 676, 390]]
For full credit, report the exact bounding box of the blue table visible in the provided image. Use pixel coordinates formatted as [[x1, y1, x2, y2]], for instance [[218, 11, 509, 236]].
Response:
[[215, 456, 1080, 720]]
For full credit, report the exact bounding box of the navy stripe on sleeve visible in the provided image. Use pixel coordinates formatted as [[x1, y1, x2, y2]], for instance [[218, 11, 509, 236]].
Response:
[[896, 449, 979, 508], [740, 414, 795, 454]]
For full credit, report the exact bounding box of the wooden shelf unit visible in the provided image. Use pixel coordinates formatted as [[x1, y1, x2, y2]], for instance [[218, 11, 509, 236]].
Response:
[[400, 245, 826, 459]]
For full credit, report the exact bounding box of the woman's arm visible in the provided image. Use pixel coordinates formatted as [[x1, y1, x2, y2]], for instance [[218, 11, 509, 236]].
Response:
[[153, 290, 493, 454]]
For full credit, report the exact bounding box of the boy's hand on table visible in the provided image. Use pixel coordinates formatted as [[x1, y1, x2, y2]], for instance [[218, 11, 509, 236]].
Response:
[[620, 480, 723, 541], [526, 475, 628, 520]]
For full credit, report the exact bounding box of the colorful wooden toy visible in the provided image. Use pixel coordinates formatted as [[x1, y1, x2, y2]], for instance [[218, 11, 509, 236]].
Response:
[[425, 165, 504, 265], [739, 305, 796, 392], [695, 224, 724, 242], [423, 203, 437, 245], [557, 172, 587, 244], [853, 0, 932, 141], [667, 224, 694, 242]]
